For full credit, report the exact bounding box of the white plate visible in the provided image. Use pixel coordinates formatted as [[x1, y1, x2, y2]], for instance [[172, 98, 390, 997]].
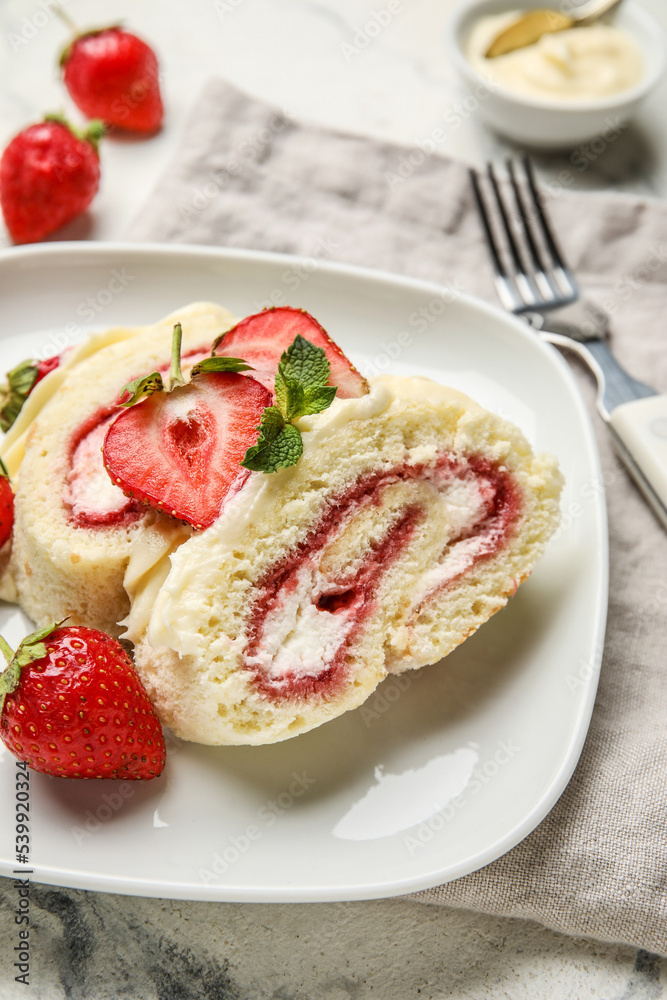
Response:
[[0, 243, 607, 902]]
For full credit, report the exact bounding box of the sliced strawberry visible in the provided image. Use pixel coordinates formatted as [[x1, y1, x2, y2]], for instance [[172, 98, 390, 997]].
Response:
[[214, 307, 368, 399], [0, 461, 14, 548], [103, 372, 271, 529]]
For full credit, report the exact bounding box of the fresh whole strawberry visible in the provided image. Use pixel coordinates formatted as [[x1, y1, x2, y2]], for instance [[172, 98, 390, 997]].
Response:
[[214, 307, 368, 399], [0, 353, 61, 432], [61, 27, 163, 134], [0, 622, 166, 779], [0, 116, 103, 244], [103, 323, 271, 529], [0, 459, 14, 549]]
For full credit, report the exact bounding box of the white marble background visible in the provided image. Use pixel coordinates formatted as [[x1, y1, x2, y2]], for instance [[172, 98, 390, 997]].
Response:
[[1, 0, 667, 997]]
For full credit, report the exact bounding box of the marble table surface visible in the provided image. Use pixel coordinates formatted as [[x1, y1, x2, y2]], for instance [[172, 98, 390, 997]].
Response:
[[1, 0, 667, 997]]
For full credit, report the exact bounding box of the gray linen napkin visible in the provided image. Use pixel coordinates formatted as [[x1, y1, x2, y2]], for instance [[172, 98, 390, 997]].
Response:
[[128, 78, 667, 956]]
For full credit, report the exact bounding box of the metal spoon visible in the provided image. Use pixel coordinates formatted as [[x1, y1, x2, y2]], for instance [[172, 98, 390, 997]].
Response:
[[485, 0, 624, 58]]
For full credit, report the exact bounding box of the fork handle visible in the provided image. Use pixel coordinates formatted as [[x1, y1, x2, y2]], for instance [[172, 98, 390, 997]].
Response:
[[541, 331, 667, 530], [609, 396, 667, 530]]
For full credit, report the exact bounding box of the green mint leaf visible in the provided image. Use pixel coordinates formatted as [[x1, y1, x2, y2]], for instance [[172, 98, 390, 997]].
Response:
[[190, 357, 253, 377], [240, 335, 339, 475], [303, 384, 337, 415], [279, 335, 330, 391], [274, 337, 338, 421], [241, 407, 303, 473], [120, 372, 164, 407], [274, 367, 288, 417], [258, 405, 285, 440], [7, 360, 39, 398], [243, 423, 303, 473], [275, 370, 307, 421], [0, 397, 25, 434], [275, 376, 336, 421]]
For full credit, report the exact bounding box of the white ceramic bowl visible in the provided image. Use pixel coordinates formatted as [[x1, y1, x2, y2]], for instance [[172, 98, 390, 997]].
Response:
[[446, 0, 666, 149]]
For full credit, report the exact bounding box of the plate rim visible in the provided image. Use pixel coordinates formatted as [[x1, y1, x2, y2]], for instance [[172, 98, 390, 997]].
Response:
[[0, 240, 609, 902]]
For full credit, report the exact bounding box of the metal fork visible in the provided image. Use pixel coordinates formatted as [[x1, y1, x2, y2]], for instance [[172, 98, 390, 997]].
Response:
[[470, 156, 667, 530]]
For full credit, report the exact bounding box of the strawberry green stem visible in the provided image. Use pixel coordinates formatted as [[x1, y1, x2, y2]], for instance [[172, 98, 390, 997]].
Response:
[[83, 120, 106, 153], [57, 16, 124, 67], [0, 621, 66, 713], [169, 324, 186, 389], [43, 114, 105, 153], [0, 635, 17, 713], [0, 635, 14, 667], [55, 7, 79, 33]]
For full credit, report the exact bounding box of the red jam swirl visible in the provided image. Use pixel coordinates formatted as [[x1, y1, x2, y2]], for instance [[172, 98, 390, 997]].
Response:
[[244, 453, 522, 702], [64, 406, 142, 527]]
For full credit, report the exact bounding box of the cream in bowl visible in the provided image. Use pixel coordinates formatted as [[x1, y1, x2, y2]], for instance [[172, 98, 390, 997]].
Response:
[[466, 14, 644, 102], [446, 0, 667, 149]]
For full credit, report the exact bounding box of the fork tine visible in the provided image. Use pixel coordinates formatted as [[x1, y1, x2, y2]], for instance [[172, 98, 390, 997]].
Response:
[[468, 168, 507, 279], [521, 156, 565, 268], [469, 167, 521, 313], [486, 162, 540, 309], [486, 163, 529, 278], [506, 159, 547, 272], [506, 158, 557, 303], [469, 159, 579, 315], [521, 156, 579, 301]]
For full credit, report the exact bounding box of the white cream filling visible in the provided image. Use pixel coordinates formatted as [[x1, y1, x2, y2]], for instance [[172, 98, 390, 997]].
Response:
[[121, 515, 193, 644], [246, 561, 356, 681], [409, 476, 490, 603], [412, 471, 500, 602], [63, 414, 131, 520], [434, 475, 489, 536], [417, 531, 492, 596]]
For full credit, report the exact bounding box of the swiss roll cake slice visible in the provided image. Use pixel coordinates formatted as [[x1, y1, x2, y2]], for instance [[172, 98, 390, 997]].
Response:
[[127, 374, 563, 745], [4, 302, 235, 635]]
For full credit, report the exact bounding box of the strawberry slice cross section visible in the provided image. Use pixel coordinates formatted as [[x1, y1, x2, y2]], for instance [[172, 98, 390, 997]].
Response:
[[103, 324, 271, 530], [214, 307, 368, 399]]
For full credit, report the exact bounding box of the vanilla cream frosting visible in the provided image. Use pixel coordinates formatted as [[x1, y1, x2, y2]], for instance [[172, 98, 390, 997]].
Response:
[[467, 15, 644, 102]]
